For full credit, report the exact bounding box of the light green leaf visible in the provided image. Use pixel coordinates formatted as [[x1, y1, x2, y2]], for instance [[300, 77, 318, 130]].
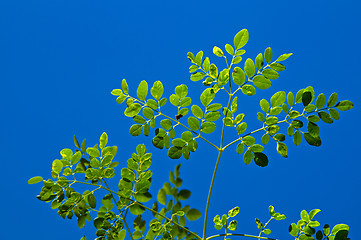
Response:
[[277, 142, 288, 158], [213, 46, 224, 57], [264, 47, 272, 63], [124, 103, 142, 117], [309, 209, 321, 220], [244, 58, 256, 77], [147, 99, 158, 109], [191, 105, 203, 119], [157, 189, 167, 205], [188, 116, 200, 131], [201, 122, 216, 134], [236, 143, 245, 154], [187, 52, 195, 63], [195, 51, 203, 66], [52, 159, 63, 174], [189, 65, 198, 73], [122, 79, 129, 95], [316, 93, 326, 109], [250, 144, 264, 152], [205, 111, 221, 121], [271, 91, 286, 107], [137, 80, 148, 101], [262, 69, 279, 79], [262, 134, 270, 145], [301, 210, 310, 222], [190, 72, 205, 81], [236, 122, 247, 134], [243, 136, 256, 146], [331, 224, 349, 235], [255, 53, 264, 70], [260, 99, 270, 112], [175, 84, 188, 99], [241, 84, 256, 96], [151, 81, 164, 100], [160, 119, 173, 130], [225, 44, 234, 55], [253, 75, 272, 89], [234, 29, 249, 50], [232, 56, 242, 64], [276, 53, 293, 62], [270, 62, 286, 71], [180, 97, 192, 107], [289, 223, 299, 237], [28, 176, 43, 184], [232, 67, 246, 85], [231, 96, 237, 113], [209, 64, 218, 78], [207, 103, 223, 111], [293, 131, 302, 146], [99, 132, 108, 149], [200, 88, 215, 107]]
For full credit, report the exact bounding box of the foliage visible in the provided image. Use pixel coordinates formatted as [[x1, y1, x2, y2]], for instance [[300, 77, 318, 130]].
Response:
[[29, 29, 353, 240]]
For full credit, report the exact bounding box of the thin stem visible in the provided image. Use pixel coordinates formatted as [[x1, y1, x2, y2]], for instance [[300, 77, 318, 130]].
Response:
[[202, 93, 233, 240], [206, 233, 278, 240]]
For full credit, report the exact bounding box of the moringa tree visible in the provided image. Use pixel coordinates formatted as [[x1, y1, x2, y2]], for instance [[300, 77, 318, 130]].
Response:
[[29, 29, 353, 240]]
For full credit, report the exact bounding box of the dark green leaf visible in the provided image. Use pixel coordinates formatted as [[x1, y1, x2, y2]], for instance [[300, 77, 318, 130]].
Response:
[[77, 215, 86, 229], [130, 124, 143, 136], [254, 152, 268, 167], [304, 133, 322, 147], [168, 146, 183, 159], [308, 122, 320, 137], [331, 224, 349, 235], [257, 112, 265, 122], [291, 120, 303, 128], [335, 100, 354, 111], [187, 52, 195, 63], [329, 108, 340, 120], [186, 209, 202, 221], [328, 92, 338, 107], [302, 91, 312, 106], [318, 111, 334, 124]]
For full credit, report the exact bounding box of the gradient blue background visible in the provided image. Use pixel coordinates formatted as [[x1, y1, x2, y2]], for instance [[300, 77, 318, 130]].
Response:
[[1, 0, 360, 239]]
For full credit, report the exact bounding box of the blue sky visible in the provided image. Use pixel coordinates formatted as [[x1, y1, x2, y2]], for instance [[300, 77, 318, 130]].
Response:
[[1, 0, 360, 239]]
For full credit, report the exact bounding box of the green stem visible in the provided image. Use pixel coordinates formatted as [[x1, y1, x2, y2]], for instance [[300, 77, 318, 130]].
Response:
[[206, 233, 278, 240], [202, 93, 233, 239]]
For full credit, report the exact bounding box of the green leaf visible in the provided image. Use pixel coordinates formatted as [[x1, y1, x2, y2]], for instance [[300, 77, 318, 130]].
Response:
[[253, 75, 272, 89], [277, 142, 288, 158], [274, 133, 285, 141], [160, 119, 173, 130], [304, 132, 322, 147], [236, 143, 245, 154], [189, 65, 198, 73], [87, 193, 97, 208], [151, 81, 164, 100], [270, 62, 286, 71], [241, 84, 256, 96], [269, 206, 275, 217], [178, 189, 191, 200], [264, 47, 272, 63], [186, 209, 202, 221], [28, 176, 43, 184], [250, 144, 264, 152], [137, 80, 148, 101], [323, 224, 330, 236], [168, 146, 183, 159], [268, 125, 280, 135], [172, 138, 186, 147], [316, 93, 326, 109], [209, 64, 218, 78], [195, 51, 203, 66], [309, 209, 321, 220], [232, 67, 246, 85], [255, 53, 264, 70], [121, 168, 135, 182], [213, 46, 224, 57], [291, 120, 303, 128], [293, 131, 302, 146], [122, 79, 129, 95], [336, 100, 354, 111], [262, 69, 279, 79], [129, 204, 145, 215], [260, 99, 270, 112], [276, 53, 293, 62], [225, 44, 234, 55], [180, 97, 192, 107], [201, 122, 216, 134], [234, 29, 249, 49], [207, 103, 223, 111], [130, 124, 143, 136], [243, 150, 253, 165], [262, 134, 270, 145], [237, 122, 247, 134], [329, 108, 340, 120], [257, 112, 265, 122], [269, 106, 283, 115], [203, 57, 210, 72], [243, 136, 256, 146], [99, 132, 108, 149], [77, 215, 86, 229], [318, 111, 334, 124], [254, 152, 268, 167], [124, 103, 142, 117], [301, 210, 310, 221], [175, 84, 188, 99], [205, 111, 221, 122], [308, 122, 319, 137], [231, 96, 237, 113], [147, 99, 158, 110], [187, 52, 195, 63], [235, 49, 246, 55], [52, 159, 63, 174], [232, 56, 242, 64], [157, 189, 167, 205], [190, 72, 205, 81], [200, 88, 215, 106], [244, 58, 256, 77], [191, 105, 203, 119], [308, 115, 320, 123], [188, 116, 200, 131], [234, 113, 245, 124], [289, 223, 299, 237], [228, 220, 237, 231], [263, 229, 272, 235], [271, 91, 286, 107], [302, 91, 312, 106], [331, 224, 349, 235], [328, 92, 338, 107]]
